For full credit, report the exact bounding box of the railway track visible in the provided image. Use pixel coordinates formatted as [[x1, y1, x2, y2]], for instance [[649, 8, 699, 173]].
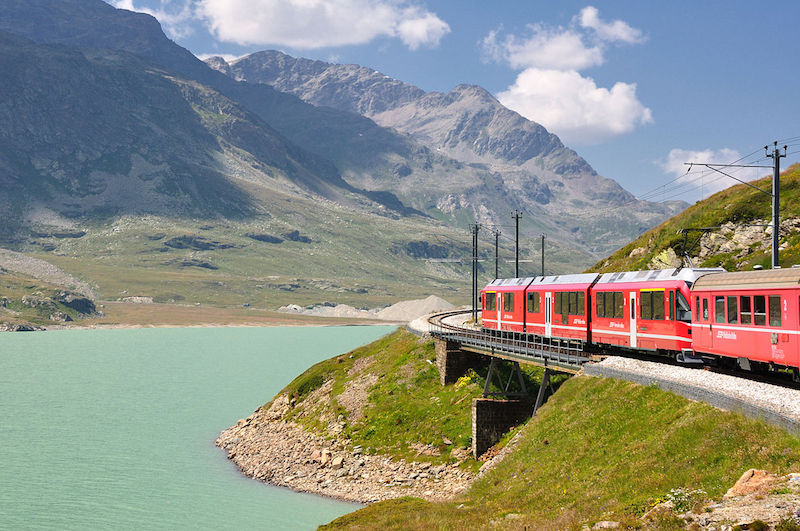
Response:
[[427, 309, 800, 390]]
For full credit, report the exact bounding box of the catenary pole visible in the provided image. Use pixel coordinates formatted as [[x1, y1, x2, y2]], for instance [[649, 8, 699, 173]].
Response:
[[767, 141, 787, 269], [541, 234, 546, 276], [512, 211, 521, 277], [471, 224, 480, 322], [493, 229, 500, 280]]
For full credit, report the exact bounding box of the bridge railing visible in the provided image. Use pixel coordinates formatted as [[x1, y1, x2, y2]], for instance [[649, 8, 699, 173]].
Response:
[[427, 310, 591, 370]]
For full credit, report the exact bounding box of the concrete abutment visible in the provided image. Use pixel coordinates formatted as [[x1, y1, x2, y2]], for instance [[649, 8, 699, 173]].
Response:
[[472, 398, 534, 458]]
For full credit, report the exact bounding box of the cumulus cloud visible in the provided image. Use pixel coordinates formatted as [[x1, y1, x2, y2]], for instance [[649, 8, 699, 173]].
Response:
[[661, 148, 745, 195], [113, 0, 195, 39], [577, 6, 645, 44], [482, 6, 651, 145], [483, 24, 603, 71], [195, 0, 449, 50], [498, 69, 652, 145]]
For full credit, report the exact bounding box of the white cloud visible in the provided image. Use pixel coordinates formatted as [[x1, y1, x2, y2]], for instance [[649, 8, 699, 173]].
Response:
[[112, 0, 195, 40], [577, 6, 645, 44], [661, 148, 745, 195], [483, 24, 603, 71], [482, 6, 650, 145], [396, 7, 451, 50], [196, 0, 450, 50], [498, 68, 652, 145]]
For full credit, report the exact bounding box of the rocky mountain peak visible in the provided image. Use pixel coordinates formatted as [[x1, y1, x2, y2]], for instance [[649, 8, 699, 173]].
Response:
[[204, 55, 232, 77]]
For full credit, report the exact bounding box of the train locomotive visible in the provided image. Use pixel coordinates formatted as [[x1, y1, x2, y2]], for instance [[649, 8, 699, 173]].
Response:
[[481, 267, 800, 378]]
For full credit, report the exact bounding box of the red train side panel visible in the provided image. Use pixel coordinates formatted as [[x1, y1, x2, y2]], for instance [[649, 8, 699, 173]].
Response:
[[525, 273, 599, 341], [691, 269, 800, 369], [481, 277, 536, 333], [590, 269, 715, 353]]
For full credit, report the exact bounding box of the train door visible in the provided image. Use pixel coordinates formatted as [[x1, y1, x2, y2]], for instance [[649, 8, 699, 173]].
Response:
[[630, 291, 638, 348], [497, 292, 503, 330], [545, 292, 552, 337]]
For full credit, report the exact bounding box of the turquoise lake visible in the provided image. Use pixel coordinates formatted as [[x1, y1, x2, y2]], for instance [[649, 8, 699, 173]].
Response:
[[0, 325, 396, 529]]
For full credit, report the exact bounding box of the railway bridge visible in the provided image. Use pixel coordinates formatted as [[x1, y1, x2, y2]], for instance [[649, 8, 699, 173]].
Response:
[[424, 309, 595, 457], [419, 309, 800, 457]]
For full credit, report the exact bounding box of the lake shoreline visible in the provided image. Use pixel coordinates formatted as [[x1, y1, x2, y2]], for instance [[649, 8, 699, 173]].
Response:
[[215, 394, 477, 505], [2, 300, 404, 331]]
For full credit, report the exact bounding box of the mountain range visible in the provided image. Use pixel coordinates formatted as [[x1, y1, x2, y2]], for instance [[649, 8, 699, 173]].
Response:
[[0, 0, 686, 311], [208, 50, 686, 254]]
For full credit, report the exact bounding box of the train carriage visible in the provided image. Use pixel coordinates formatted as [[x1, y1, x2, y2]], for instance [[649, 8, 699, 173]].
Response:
[[590, 269, 717, 356], [691, 269, 800, 373], [525, 273, 599, 342], [481, 277, 536, 334]]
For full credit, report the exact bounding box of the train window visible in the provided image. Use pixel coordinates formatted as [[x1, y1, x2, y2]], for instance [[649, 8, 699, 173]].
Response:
[[640, 291, 651, 320], [652, 291, 665, 320], [554, 292, 562, 315], [715, 296, 725, 324], [769, 295, 782, 327], [695, 297, 700, 321], [597, 292, 605, 317], [703, 298, 709, 320], [669, 291, 675, 321], [727, 296, 738, 324], [503, 292, 515, 312], [568, 292, 577, 315], [614, 292, 624, 319], [639, 291, 664, 320], [577, 292, 585, 316], [485, 293, 496, 311], [754, 295, 766, 326], [740, 296, 751, 324], [676, 292, 691, 322], [527, 292, 539, 313]]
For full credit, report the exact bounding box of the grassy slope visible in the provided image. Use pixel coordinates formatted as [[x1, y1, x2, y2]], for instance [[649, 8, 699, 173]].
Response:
[[0, 271, 87, 326], [272, 329, 558, 467], [26, 186, 474, 310], [591, 163, 800, 273], [323, 375, 800, 530]]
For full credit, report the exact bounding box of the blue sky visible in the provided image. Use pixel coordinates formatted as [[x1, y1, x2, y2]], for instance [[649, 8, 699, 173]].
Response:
[[108, 0, 800, 203]]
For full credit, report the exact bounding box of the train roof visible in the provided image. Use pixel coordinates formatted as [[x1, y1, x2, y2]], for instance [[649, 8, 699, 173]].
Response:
[[596, 268, 723, 285], [532, 273, 600, 285], [692, 268, 800, 290], [486, 277, 537, 287]]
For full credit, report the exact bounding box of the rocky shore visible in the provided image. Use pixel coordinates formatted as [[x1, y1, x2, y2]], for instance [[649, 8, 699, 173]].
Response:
[[216, 394, 476, 504]]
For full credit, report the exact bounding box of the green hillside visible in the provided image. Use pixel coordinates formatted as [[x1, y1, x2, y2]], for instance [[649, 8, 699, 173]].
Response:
[[591, 163, 800, 273], [324, 373, 800, 530]]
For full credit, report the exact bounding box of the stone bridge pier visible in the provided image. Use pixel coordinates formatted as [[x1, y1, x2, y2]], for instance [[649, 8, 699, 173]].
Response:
[[434, 337, 546, 458]]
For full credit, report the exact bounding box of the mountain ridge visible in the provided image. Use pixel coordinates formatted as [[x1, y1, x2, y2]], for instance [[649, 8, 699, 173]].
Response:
[[213, 50, 686, 256]]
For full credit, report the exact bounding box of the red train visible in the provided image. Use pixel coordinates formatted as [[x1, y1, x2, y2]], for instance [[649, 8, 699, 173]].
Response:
[[481, 267, 800, 377]]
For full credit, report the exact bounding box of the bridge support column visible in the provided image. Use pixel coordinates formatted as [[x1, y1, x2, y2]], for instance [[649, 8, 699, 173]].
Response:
[[433, 338, 489, 385], [472, 398, 534, 458]]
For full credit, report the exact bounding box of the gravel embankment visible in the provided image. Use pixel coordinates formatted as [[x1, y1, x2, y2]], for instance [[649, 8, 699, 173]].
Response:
[[0, 248, 96, 299], [407, 308, 473, 336], [585, 357, 800, 433]]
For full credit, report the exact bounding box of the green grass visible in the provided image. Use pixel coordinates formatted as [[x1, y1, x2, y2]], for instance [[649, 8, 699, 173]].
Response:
[[273, 329, 559, 466], [322, 375, 800, 530], [0, 272, 87, 326], [19, 191, 475, 310], [592, 163, 800, 272]]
